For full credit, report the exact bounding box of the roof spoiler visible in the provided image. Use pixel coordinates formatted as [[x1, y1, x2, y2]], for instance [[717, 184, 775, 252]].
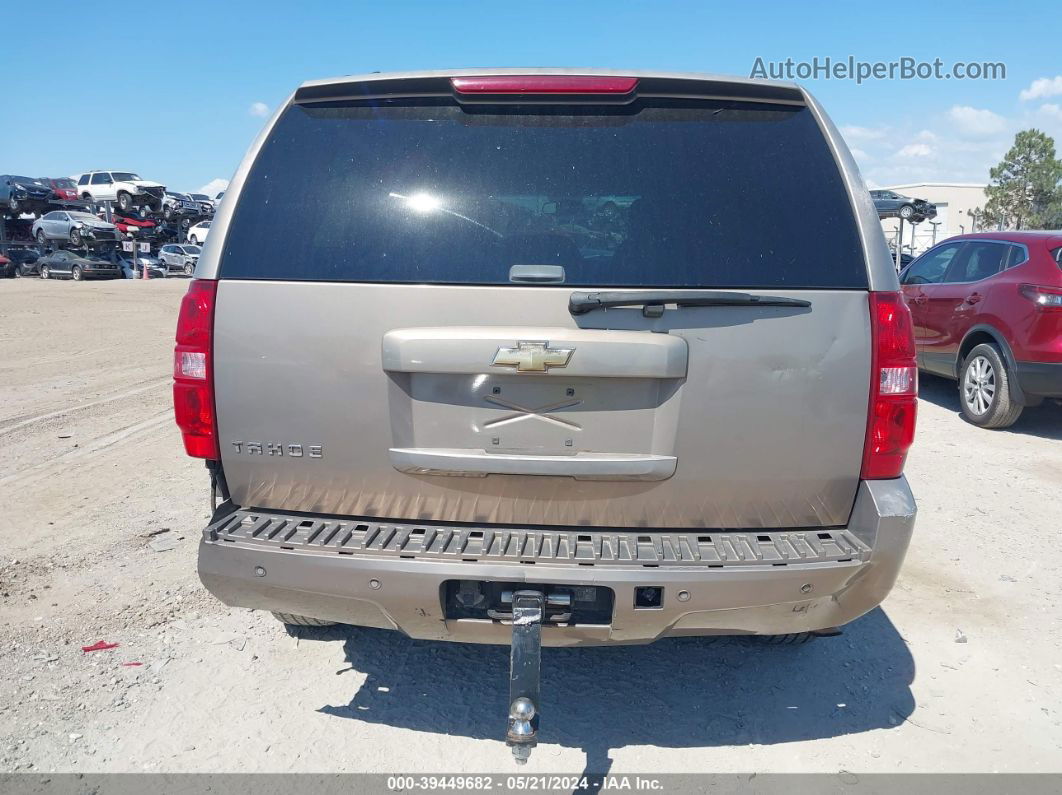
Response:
[[293, 73, 806, 106]]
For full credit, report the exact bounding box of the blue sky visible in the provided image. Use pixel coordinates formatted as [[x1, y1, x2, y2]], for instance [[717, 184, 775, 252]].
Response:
[[5, 1, 1061, 194]]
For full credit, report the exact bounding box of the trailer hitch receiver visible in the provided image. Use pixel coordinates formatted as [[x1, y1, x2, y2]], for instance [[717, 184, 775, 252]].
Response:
[[506, 590, 544, 764]]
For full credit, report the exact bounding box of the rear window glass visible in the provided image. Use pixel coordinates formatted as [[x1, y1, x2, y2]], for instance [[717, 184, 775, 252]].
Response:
[[220, 99, 867, 288]]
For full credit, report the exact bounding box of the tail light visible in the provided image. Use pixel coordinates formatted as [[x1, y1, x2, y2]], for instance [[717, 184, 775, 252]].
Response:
[[173, 279, 218, 458], [1019, 283, 1062, 310], [862, 292, 918, 479]]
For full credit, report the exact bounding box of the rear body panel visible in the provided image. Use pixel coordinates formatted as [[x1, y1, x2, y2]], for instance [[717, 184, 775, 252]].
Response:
[[215, 282, 871, 528]]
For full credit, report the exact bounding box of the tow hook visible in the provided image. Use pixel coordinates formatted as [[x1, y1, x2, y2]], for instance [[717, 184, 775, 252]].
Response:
[[506, 590, 544, 764]]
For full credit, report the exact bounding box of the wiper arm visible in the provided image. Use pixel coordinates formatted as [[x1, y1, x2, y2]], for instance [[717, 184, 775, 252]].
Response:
[[568, 290, 812, 316]]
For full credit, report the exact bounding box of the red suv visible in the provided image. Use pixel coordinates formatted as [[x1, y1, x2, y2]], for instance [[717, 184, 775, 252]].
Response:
[[901, 231, 1062, 428]]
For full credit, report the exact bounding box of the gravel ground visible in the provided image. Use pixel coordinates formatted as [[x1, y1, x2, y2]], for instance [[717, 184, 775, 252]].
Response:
[[0, 278, 1060, 775]]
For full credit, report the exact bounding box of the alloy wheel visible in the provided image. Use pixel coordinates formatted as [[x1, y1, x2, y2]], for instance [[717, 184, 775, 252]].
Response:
[[963, 355, 996, 416]]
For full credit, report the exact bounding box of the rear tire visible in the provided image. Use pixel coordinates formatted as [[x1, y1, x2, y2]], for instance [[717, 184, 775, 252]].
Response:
[[755, 632, 816, 645], [271, 612, 338, 627], [959, 343, 1023, 429]]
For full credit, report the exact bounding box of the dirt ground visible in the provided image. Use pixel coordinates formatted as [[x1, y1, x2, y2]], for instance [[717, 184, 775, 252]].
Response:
[[1, 278, 1060, 775]]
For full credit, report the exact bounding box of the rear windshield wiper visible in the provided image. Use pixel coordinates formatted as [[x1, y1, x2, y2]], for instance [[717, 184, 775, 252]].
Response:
[[568, 290, 812, 316]]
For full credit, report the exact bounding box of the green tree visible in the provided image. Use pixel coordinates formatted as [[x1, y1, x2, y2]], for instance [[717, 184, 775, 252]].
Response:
[[983, 129, 1062, 230]]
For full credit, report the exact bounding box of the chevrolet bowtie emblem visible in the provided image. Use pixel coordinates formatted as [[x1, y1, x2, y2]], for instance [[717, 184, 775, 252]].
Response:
[[491, 341, 574, 372]]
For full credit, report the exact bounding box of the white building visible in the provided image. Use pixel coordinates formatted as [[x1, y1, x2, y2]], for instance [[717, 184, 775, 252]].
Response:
[[879, 182, 988, 255]]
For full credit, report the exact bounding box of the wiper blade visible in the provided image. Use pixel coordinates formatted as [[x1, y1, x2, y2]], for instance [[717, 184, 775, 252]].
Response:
[[568, 290, 812, 315]]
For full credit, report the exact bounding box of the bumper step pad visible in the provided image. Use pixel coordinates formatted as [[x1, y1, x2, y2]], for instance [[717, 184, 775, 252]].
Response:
[[205, 508, 870, 568]]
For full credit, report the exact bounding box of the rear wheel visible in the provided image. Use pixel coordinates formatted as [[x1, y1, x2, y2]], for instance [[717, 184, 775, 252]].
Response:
[[189, 235, 199, 245], [960, 343, 1023, 428], [755, 632, 816, 645], [271, 612, 337, 627]]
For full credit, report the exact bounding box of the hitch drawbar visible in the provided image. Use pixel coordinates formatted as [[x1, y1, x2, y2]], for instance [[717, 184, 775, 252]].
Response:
[[506, 590, 545, 764]]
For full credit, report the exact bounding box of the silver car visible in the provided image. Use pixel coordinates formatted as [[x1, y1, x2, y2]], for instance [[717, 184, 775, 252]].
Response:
[[176, 69, 918, 762], [32, 210, 118, 247], [158, 243, 201, 275]]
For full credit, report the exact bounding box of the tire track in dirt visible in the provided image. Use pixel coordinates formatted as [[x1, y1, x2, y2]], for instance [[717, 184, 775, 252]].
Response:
[[0, 377, 170, 435], [0, 411, 173, 489]]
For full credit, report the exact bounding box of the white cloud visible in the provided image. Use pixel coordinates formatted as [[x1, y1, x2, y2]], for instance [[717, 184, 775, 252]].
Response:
[[1019, 76, 1062, 101], [197, 178, 229, 197], [896, 143, 932, 158], [947, 105, 1007, 137], [1038, 103, 1062, 121], [249, 101, 270, 117], [840, 124, 887, 141], [849, 147, 870, 161]]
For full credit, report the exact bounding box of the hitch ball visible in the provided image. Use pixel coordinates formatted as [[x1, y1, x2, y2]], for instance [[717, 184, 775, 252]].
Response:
[[509, 699, 536, 765], [509, 697, 535, 732]]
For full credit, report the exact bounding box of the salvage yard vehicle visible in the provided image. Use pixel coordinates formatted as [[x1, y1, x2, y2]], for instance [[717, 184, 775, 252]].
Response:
[[37, 249, 120, 280], [186, 220, 210, 244], [40, 177, 79, 202], [112, 213, 158, 236], [179, 69, 919, 763], [1, 175, 55, 217], [5, 245, 40, 276], [188, 193, 215, 216], [109, 249, 167, 279], [32, 210, 118, 247], [870, 189, 937, 222], [162, 191, 200, 221], [159, 243, 200, 275], [900, 230, 1062, 428], [75, 171, 166, 215]]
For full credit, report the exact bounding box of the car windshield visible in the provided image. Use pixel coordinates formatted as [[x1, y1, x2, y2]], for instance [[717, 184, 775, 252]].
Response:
[[190, 194, 209, 201], [51, 178, 76, 188], [67, 212, 99, 221], [112, 172, 140, 182], [182, 245, 201, 254], [10, 176, 42, 184]]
